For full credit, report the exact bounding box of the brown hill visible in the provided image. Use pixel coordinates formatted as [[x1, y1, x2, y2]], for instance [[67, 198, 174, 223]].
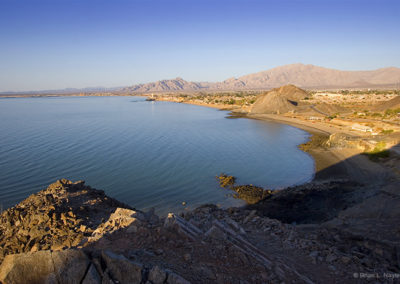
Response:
[[250, 85, 308, 114], [372, 96, 400, 112]]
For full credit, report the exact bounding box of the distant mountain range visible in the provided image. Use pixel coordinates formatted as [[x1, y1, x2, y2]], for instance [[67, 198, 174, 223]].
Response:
[[122, 64, 400, 93], [2, 64, 400, 95], [0, 87, 122, 96]]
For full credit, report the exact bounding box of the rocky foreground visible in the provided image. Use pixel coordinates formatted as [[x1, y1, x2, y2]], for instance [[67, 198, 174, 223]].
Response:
[[0, 179, 400, 283]]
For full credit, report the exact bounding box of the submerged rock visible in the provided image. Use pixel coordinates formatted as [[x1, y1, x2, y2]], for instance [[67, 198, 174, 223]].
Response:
[[216, 173, 236, 188]]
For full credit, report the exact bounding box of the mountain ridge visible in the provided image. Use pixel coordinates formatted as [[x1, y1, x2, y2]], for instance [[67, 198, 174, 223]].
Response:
[[2, 64, 400, 95], [122, 63, 400, 93]]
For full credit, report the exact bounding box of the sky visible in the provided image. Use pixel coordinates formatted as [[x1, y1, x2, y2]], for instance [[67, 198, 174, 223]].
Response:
[[0, 0, 399, 92]]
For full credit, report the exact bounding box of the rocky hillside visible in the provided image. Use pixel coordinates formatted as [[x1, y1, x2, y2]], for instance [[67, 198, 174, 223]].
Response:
[[229, 63, 400, 90], [122, 64, 400, 93], [1, 179, 399, 283]]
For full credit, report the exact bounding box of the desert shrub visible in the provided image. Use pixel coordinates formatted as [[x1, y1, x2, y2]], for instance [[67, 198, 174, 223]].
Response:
[[384, 108, 400, 117], [381, 129, 394, 134]]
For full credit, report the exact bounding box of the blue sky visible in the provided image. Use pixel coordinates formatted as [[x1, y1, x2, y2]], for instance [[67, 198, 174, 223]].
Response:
[[0, 0, 399, 91]]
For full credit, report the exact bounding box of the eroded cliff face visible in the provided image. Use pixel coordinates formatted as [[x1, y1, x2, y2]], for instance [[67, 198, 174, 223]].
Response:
[[0, 179, 399, 283]]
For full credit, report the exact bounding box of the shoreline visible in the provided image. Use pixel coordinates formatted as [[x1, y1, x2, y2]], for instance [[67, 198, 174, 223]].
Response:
[[155, 98, 399, 187], [241, 113, 355, 181], [156, 98, 358, 182]]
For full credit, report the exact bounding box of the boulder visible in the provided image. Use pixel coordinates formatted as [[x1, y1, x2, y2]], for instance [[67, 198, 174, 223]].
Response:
[[82, 263, 101, 284], [101, 250, 143, 284], [0, 249, 90, 284], [88, 209, 143, 243], [148, 265, 167, 284], [166, 271, 191, 284]]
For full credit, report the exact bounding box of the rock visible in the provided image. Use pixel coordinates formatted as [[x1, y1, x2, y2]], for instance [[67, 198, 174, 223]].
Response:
[[204, 226, 227, 241], [183, 253, 191, 262], [30, 243, 39, 252], [126, 225, 138, 233], [82, 263, 102, 284], [148, 266, 167, 284], [164, 213, 202, 240], [101, 269, 115, 284], [144, 207, 156, 220], [309, 251, 318, 264], [326, 253, 338, 263], [217, 174, 236, 188], [101, 250, 143, 284], [341, 256, 351, 264], [0, 250, 54, 284], [0, 179, 134, 261], [0, 249, 90, 284], [52, 249, 90, 283], [200, 266, 216, 280], [166, 271, 191, 284], [89, 209, 143, 243], [328, 265, 336, 271], [243, 210, 257, 223]]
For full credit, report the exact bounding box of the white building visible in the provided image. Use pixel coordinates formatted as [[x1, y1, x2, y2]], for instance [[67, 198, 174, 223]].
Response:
[[351, 123, 373, 132]]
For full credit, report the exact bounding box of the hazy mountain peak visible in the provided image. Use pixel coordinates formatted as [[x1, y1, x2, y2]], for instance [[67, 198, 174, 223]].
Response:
[[122, 64, 400, 93]]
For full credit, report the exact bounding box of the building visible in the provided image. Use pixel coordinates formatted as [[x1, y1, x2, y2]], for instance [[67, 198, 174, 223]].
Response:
[[351, 123, 373, 132]]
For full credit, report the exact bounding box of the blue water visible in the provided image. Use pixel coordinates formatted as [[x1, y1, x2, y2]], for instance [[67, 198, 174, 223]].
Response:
[[0, 96, 314, 215]]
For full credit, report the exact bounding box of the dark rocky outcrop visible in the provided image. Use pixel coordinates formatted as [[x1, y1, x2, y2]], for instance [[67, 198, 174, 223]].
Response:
[[247, 181, 362, 224], [217, 173, 271, 204], [0, 249, 191, 284], [1, 179, 399, 283]]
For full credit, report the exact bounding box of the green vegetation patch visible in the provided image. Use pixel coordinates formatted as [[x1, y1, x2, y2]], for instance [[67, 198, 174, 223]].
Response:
[[381, 129, 394, 134]]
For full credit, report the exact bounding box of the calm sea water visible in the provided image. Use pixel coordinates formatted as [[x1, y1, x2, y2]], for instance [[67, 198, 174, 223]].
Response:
[[0, 96, 314, 215]]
